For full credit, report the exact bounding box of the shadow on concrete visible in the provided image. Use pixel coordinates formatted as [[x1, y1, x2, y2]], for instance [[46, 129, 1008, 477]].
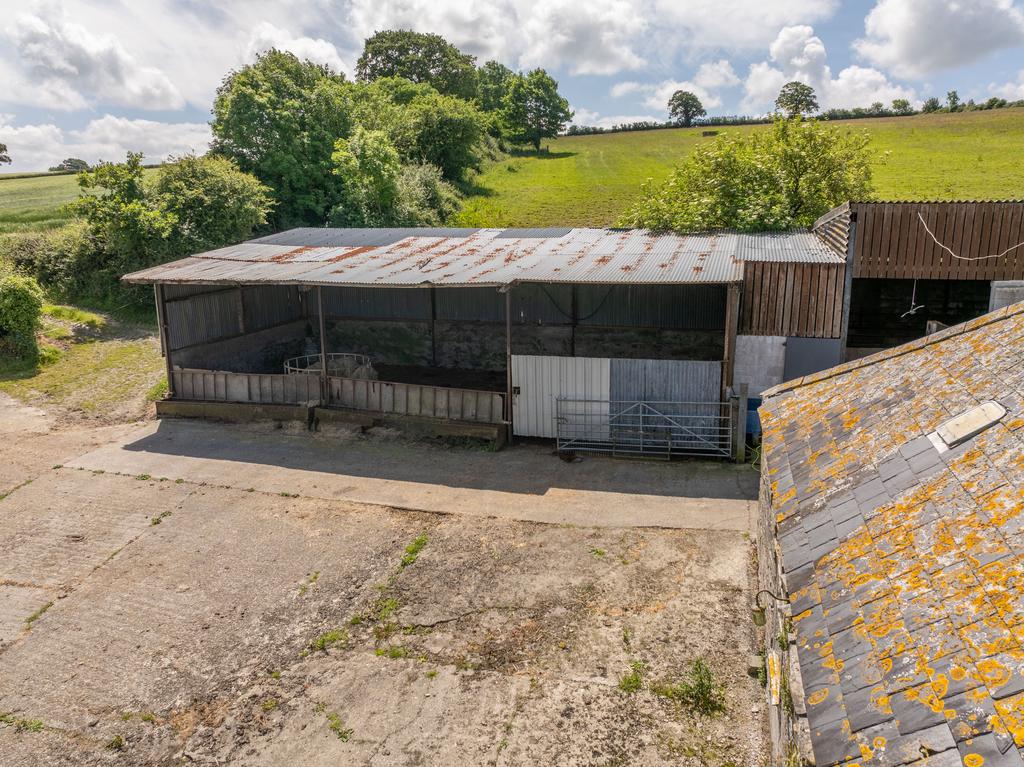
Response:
[[122, 418, 757, 501]]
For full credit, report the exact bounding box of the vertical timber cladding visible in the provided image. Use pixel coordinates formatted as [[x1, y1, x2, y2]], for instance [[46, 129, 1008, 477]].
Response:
[[852, 201, 1024, 280], [739, 261, 845, 338]]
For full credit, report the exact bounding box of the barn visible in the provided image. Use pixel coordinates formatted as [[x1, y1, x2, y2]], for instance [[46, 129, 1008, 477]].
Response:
[[123, 226, 845, 457]]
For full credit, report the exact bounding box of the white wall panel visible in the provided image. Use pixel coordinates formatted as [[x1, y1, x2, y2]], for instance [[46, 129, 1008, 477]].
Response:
[[511, 355, 610, 438]]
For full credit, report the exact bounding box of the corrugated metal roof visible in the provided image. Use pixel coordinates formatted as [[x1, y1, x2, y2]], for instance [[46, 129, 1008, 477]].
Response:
[[124, 227, 841, 288]]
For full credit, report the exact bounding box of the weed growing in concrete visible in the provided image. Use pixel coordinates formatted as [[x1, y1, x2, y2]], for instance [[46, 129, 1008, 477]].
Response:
[[174, 478, 184, 484], [0, 713, 44, 732], [590, 548, 605, 557], [621, 627, 632, 649], [135, 474, 151, 481], [140, 712, 156, 723], [385, 645, 409, 659], [106, 734, 125, 750], [24, 601, 53, 626], [618, 660, 646, 694], [454, 656, 474, 671], [376, 596, 399, 621], [261, 698, 278, 712], [309, 629, 349, 653], [279, 491, 299, 498], [150, 510, 172, 526], [425, 669, 438, 679], [399, 533, 428, 569], [325, 711, 353, 741], [269, 670, 281, 680], [651, 659, 726, 715], [120, 712, 132, 721], [298, 571, 320, 595]]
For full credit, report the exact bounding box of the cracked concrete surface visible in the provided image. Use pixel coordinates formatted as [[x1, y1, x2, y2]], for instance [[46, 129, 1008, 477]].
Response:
[[0, 398, 766, 766]]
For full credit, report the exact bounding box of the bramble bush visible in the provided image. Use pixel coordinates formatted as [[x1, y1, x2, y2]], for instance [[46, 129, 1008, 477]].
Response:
[[0, 272, 44, 359]]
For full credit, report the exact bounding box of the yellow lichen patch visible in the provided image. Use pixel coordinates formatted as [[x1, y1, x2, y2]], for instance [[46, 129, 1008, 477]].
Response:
[[994, 691, 1024, 746], [963, 754, 984, 767], [807, 688, 830, 707]]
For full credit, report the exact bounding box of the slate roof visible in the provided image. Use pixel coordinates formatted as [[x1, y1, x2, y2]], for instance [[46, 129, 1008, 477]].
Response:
[[760, 301, 1024, 767], [121, 227, 841, 288]]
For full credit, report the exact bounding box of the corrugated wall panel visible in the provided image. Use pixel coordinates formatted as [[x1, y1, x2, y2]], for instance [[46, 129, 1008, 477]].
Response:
[[320, 286, 431, 319], [242, 285, 304, 330], [576, 285, 726, 329], [166, 290, 241, 350], [610, 359, 721, 402], [511, 355, 610, 438]]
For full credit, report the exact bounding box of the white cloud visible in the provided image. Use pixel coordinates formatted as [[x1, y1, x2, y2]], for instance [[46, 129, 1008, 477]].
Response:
[[0, 115, 211, 173], [991, 71, 1024, 99], [742, 25, 916, 112], [570, 108, 664, 128], [244, 21, 349, 76], [610, 61, 739, 115], [347, 0, 648, 76], [854, 0, 1024, 79], [3, 8, 184, 110]]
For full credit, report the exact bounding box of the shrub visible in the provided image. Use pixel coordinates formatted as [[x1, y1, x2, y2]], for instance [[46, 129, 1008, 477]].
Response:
[[0, 273, 44, 358]]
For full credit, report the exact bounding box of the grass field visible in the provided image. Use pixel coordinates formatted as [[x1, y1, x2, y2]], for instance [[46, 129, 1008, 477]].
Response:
[[0, 167, 161, 234], [455, 108, 1024, 227]]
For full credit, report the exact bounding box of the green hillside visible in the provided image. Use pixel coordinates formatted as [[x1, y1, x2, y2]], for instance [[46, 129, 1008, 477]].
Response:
[[455, 108, 1024, 228], [0, 167, 161, 234]]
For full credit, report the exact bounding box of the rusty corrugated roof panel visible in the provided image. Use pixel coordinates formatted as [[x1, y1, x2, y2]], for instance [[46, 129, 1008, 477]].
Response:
[[124, 227, 839, 287]]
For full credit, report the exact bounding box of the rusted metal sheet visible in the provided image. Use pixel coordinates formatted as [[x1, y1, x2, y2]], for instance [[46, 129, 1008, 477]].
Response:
[[124, 228, 839, 288], [740, 262, 846, 338]]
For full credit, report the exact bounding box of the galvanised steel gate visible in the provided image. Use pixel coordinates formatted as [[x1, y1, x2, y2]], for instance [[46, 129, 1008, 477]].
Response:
[[555, 399, 733, 459]]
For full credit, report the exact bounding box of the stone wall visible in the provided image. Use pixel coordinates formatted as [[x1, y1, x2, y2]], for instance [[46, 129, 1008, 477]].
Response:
[[756, 447, 812, 766]]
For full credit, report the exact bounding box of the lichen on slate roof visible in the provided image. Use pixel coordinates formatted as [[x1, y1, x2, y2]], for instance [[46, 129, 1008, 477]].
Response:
[[761, 302, 1024, 767]]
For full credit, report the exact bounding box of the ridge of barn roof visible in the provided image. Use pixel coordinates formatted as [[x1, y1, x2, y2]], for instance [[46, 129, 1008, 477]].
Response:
[[123, 227, 841, 288], [759, 300, 1024, 767]]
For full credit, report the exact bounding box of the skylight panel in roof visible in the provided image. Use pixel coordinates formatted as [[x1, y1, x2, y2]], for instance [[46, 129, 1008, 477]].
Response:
[[929, 400, 1007, 451]]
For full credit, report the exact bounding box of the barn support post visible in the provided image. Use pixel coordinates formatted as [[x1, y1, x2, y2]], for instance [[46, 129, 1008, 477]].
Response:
[[722, 283, 741, 400], [154, 284, 175, 399], [430, 286, 438, 367], [838, 213, 858, 358], [317, 286, 328, 405], [504, 286, 514, 444], [733, 383, 748, 463]]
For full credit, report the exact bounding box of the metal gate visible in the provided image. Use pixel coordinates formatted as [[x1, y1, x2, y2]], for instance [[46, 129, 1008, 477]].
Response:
[[555, 399, 733, 459]]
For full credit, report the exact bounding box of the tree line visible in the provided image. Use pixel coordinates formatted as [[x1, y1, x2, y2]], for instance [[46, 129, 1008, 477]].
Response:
[[0, 30, 575, 352]]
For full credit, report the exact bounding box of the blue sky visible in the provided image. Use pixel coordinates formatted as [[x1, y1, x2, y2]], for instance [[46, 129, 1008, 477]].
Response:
[[2, 0, 1024, 172]]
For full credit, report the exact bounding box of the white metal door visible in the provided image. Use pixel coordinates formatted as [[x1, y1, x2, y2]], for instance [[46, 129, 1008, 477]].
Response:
[[511, 355, 610, 438]]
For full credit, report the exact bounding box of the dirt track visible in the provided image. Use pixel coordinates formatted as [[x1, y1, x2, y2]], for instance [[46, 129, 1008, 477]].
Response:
[[0, 395, 767, 766]]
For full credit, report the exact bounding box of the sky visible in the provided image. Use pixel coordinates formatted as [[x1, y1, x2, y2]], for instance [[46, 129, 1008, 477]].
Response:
[[2, 0, 1024, 172]]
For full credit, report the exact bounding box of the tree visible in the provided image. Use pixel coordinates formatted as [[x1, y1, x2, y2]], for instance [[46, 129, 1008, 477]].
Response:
[[211, 49, 354, 227], [352, 77, 485, 180], [49, 158, 89, 173], [619, 117, 873, 233], [668, 91, 706, 127], [891, 98, 913, 115], [153, 155, 273, 252], [775, 81, 818, 117], [478, 60, 514, 112], [501, 69, 573, 151], [870, 101, 885, 114], [922, 97, 942, 113], [356, 30, 478, 100], [0, 143, 10, 165], [947, 90, 961, 112], [0, 273, 43, 359], [330, 127, 402, 226]]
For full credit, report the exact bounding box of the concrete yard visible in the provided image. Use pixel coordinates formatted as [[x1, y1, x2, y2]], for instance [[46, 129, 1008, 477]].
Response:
[[0, 397, 766, 766]]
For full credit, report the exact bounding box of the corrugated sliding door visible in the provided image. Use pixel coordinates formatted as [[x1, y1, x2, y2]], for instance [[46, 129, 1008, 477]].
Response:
[[511, 355, 610, 438], [609, 359, 721, 403]]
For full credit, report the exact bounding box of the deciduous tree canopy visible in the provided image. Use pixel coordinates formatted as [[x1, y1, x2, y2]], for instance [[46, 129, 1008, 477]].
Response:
[[619, 118, 873, 233], [775, 81, 818, 117], [668, 91, 705, 127], [356, 30, 478, 101], [501, 69, 573, 151]]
